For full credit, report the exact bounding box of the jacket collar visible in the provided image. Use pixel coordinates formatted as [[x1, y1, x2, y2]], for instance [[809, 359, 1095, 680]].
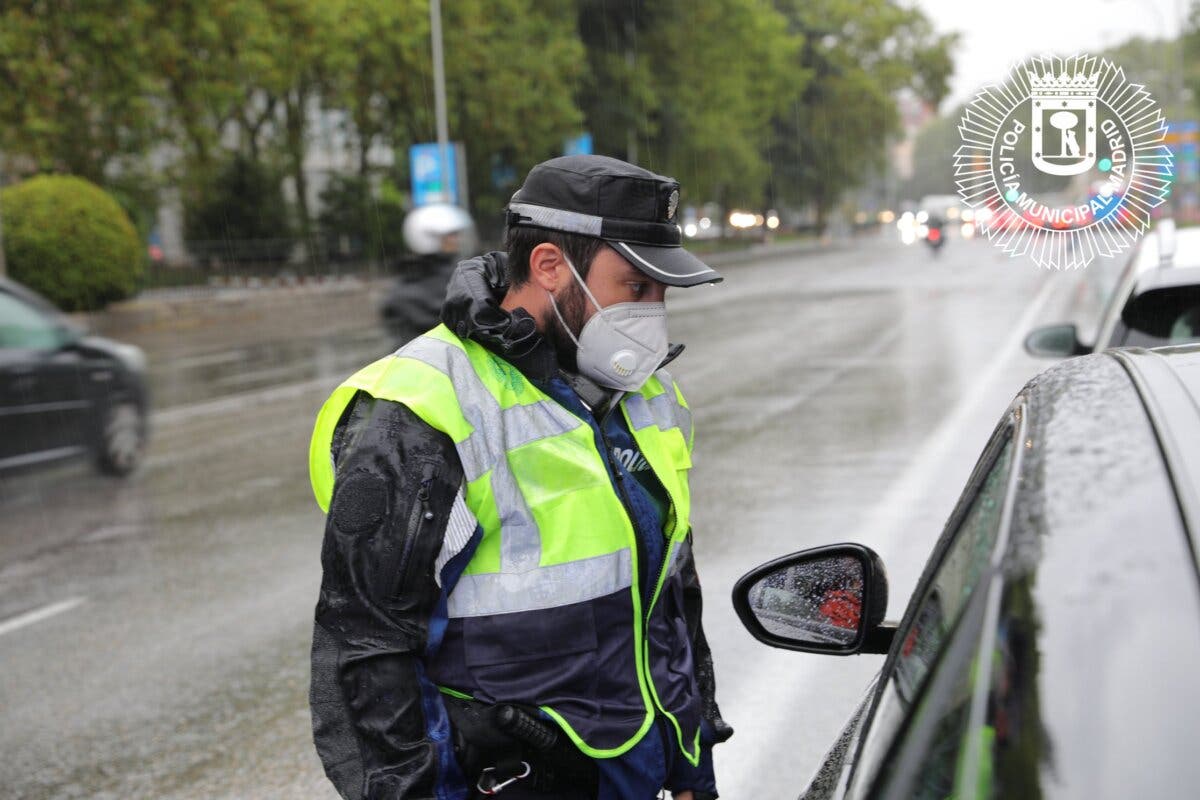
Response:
[[440, 252, 558, 382]]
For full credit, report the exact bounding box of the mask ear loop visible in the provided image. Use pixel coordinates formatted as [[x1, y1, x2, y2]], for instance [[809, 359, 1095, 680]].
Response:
[[545, 251, 606, 348], [559, 253, 607, 316], [546, 288, 582, 348]]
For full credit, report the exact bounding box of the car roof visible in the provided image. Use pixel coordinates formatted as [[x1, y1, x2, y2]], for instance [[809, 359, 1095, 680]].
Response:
[[1110, 344, 1200, 547], [1009, 346, 1198, 575], [0, 277, 63, 316], [986, 348, 1200, 796], [1132, 224, 1200, 275], [1130, 264, 1200, 294], [1019, 343, 1200, 561]]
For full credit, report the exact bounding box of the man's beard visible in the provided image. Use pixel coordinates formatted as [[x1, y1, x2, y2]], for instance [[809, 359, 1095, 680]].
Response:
[[543, 280, 588, 373]]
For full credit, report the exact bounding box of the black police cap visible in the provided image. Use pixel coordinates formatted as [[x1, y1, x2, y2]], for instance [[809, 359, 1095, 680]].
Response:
[[506, 155, 722, 287]]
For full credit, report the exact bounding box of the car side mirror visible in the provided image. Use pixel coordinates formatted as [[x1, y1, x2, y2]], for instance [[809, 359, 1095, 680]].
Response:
[[732, 544, 895, 656], [1023, 323, 1088, 358]]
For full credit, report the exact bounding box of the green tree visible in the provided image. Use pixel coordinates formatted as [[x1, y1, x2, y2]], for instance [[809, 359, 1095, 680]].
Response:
[[904, 104, 963, 202], [640, 0, 804, 207], [1, 175, 143, 310], [257, 0, 342, 251], [577, 0, 803, 207], [147, 0, 339, 254], [144, 0, 280, 176], [442, 0, 587, 214], [321, 0, 585, 219], [0, 1, 159, 181], [1104, 34, 1188, 122], [1185, 2, 1200, 118], [317, 174, 408, 262], [576, 2, 661, 165], [768, 0, 958, 227], [324, 0, 433, 178], [184, 154, 292, 264]]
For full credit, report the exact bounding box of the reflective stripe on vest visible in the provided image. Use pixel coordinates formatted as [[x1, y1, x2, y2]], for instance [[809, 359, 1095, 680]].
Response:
[[623, 368, 693, 448]]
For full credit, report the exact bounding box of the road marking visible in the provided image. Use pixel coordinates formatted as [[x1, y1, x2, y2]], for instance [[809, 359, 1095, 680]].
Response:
[[0, 596, 87, 638], [151, 376, 337, 426], [169, 348, 248, 370]]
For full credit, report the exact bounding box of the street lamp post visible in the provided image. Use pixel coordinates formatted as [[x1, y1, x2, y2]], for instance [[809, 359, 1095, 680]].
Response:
[[430, 0, 452, 204]]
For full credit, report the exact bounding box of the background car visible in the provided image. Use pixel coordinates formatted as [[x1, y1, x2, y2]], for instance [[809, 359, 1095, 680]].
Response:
[[0, 278, 149, 475], [733, 345, 1200, 800], [1025, 220, 1200, 357]]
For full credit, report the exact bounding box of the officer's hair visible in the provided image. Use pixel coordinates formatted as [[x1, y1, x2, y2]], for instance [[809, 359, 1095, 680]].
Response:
[[504, 226, 604, 288]]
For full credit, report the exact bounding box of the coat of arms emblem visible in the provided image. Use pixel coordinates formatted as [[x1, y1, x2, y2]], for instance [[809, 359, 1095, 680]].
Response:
[[1030, 70, 1099, 176], [954, 54, 1172, 270]]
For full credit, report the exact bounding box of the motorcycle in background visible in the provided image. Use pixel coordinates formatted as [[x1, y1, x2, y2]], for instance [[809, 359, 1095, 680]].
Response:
[[923, 216, 947, 256], [380, 204, 476, 346]]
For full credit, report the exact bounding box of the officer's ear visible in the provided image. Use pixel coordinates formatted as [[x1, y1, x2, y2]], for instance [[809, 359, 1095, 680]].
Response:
[[528, 243, 570, 292]]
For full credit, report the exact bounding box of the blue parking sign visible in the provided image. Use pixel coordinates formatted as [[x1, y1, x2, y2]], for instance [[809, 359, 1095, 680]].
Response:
[[410, 142, 459, 206], [563, 133, 593, 157]]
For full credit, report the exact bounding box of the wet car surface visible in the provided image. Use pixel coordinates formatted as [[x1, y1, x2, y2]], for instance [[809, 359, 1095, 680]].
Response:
[[736, 345, 1200, 799]]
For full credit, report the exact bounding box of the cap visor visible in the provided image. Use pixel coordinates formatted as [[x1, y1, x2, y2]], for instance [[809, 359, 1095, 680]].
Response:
[[609, 241, 723, 287]]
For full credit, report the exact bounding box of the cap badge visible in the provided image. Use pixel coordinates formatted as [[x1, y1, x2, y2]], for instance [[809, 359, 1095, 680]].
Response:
[[666, 189, 679, 221]]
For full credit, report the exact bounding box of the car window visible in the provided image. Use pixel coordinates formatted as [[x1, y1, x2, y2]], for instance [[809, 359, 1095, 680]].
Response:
[[892, 437, 1013, 706], [847, 431, 1015, 797], [1121, 300, 1200, 348], [0, 291, 62, 350], [873, 577, 995, 800], [867, 432, 1018, 800]]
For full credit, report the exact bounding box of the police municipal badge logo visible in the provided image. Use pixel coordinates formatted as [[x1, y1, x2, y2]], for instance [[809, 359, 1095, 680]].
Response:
[[666, 189, 679, 221], [955, 54, 1173, 269]]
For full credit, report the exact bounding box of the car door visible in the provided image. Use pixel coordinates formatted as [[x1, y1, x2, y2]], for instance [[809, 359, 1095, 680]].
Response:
[[0, 290, 92, 465], [834, 408, 1023, 800]]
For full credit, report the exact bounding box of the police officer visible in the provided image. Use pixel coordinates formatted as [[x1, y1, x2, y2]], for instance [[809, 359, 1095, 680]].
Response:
[[309, 155, 732, 799]]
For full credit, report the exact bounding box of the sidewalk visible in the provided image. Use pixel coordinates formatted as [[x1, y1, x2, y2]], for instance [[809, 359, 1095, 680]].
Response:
[[74, 237, 837, 361], [74, 275, 392, 359]]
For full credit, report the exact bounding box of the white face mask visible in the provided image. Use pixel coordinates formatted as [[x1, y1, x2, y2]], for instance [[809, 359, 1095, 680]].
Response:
[[547, 254, 669, 392]]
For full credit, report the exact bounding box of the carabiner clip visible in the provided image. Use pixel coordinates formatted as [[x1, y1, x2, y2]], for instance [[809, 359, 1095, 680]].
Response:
[[477, 761, 532, 795]]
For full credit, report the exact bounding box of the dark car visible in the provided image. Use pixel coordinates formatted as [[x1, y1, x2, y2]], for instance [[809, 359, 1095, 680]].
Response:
[[733, 345, 1200, 799], [1025, 221, 1200, 357], [0, 279, 149, 475]]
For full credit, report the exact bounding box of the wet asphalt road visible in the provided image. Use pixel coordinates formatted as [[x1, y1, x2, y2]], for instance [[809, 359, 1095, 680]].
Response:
[[0, 235, 1091, 799]]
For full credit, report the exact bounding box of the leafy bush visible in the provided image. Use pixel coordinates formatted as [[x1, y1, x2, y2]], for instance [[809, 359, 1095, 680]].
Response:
[[1, 175, 143, 311], [184, 155, 292, 264], [317, 174, 408, 263]]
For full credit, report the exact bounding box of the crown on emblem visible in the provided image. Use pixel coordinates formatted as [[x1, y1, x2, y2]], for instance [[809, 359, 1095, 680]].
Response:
[[1028, 70, 1100, 99]]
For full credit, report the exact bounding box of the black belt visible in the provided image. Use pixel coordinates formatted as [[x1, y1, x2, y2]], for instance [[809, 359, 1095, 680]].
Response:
[[444, 696, 599, 797]]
